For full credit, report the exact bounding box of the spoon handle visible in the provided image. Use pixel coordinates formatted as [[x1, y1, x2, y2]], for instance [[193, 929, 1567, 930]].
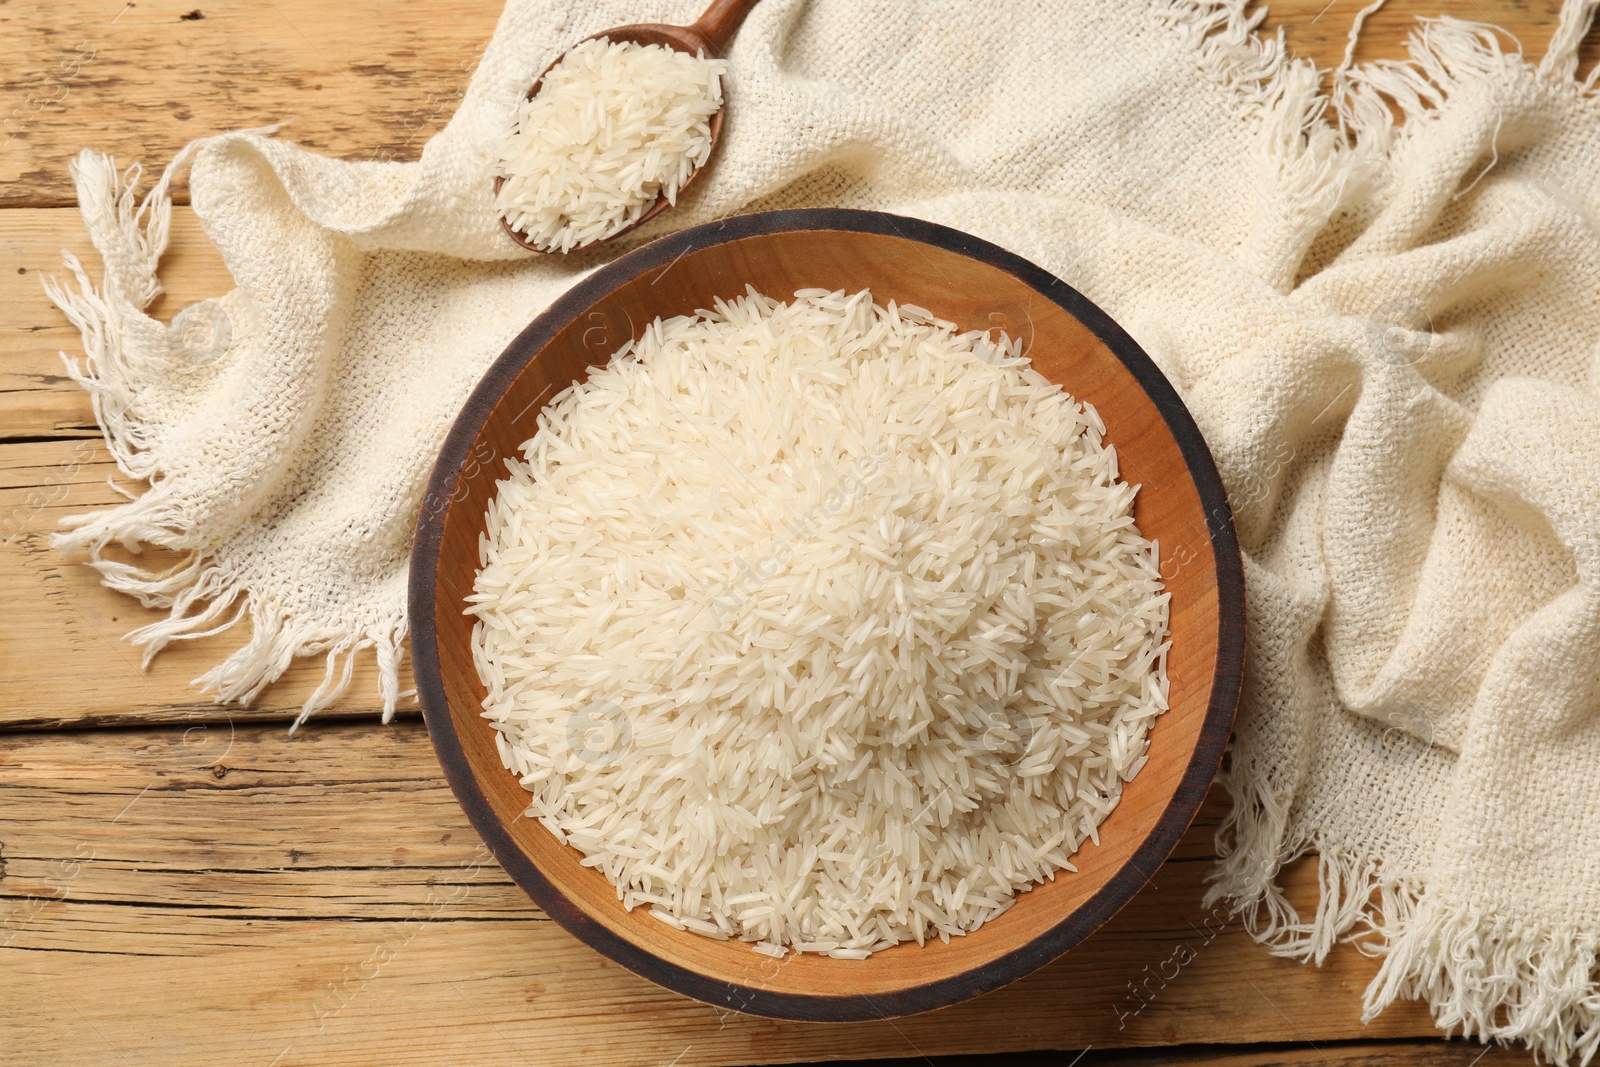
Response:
[[692, 0, 762, 52]]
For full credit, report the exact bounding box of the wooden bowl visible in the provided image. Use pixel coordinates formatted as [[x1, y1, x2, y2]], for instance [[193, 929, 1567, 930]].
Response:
[[410, 209, 1244, 1021]]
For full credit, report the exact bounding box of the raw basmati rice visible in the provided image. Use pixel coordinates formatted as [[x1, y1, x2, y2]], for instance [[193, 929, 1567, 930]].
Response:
[[494, 37, 726, 253], [469, 288, 1170, 957]]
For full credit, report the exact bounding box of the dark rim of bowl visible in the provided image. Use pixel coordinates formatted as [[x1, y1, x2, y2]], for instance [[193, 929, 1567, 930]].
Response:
[[408, 207, 1245, 1022]]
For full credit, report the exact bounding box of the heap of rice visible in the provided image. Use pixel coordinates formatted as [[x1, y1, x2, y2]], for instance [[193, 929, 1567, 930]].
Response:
[[469, 289, 1170, 959], [493, 37, 727, 253]]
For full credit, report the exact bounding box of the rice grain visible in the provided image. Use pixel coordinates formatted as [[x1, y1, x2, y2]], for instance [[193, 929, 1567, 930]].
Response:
[[470, 288, 1170, 957]]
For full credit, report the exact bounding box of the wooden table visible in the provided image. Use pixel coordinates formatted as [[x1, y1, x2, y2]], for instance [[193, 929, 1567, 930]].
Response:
[[2, 3, 1586, 1064]]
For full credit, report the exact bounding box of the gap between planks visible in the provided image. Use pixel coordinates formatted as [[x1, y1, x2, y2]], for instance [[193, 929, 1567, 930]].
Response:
[[0, 721, 1466, 1067]]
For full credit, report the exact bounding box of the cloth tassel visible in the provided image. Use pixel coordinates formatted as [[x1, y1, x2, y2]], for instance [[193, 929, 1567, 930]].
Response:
[[1176, 0, 1600, 1062], [42, 139, 404, 727]]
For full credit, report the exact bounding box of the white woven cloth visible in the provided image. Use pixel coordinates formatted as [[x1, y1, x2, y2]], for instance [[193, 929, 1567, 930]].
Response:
[[49, 0, 1600, 1059]]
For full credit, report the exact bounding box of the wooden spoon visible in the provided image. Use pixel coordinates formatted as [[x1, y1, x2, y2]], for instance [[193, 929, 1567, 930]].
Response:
[[496, 0, 763, 253]]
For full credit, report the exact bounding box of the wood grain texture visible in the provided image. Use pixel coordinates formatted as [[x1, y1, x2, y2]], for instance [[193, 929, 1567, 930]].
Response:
[[2, 1, 1592, 208], [791, 1042, 1534, 1066], [1, 0, 495, 208], [0, 723, 1473, 1067], [0, 0, 1579, 1063], [1263, 0, 1600, 75], [1090, 1045, 1532, 1067], [0, 209, 395, 726], [0, 439, 417, 728], [0, 209, 223, 441]]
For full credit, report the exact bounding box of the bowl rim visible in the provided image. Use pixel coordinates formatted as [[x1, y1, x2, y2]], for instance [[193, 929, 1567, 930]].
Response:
[[409, 207, 1245, 1021]]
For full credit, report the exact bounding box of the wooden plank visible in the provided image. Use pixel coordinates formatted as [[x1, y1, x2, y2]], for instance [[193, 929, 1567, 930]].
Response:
[[0, 208, 225, 440], [0, 1, 1588, 208], [0, 722, 1217, 914], [1264, 0, 1600, 77], [1095, 1044, 1532, 1066], [0, 438, 412, 727], [788, 1042, 1531, 1066], [0, 208, 385, 726], [0, 0, 495, 208], [0, 724, 1461, 1067], [1, 209, 394, 726]]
